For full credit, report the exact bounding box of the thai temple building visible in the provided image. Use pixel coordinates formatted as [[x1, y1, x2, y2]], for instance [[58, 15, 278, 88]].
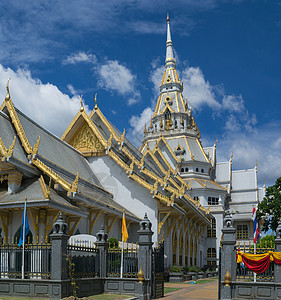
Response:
[[0, 16, 264, 268]]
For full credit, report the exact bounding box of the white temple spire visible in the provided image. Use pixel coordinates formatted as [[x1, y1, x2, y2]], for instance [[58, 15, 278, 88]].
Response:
[[165, 13, 175, 68]]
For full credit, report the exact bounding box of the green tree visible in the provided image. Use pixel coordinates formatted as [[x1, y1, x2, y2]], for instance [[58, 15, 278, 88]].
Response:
[[257, 177, 281, 232]]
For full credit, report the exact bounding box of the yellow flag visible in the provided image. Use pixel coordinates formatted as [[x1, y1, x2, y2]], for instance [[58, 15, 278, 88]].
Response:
[[122, 210, 129, 243]]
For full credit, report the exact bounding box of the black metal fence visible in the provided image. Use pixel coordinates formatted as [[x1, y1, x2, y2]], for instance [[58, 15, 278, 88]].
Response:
[[236, 242, 274, 282], [0, 242, 51, 279], [106, 247, 138, 278], [67, 243, 99, 278], [152, 242, 164, 299]]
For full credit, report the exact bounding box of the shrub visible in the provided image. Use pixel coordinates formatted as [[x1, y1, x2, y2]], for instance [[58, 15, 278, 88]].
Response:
[[188, 266, 201, 272], [168, 265, 183, 273], [108, 237, 119, 248]]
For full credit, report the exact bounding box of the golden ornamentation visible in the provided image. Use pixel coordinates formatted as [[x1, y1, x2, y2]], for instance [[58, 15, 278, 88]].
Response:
[[94, 93, 98, 110], [107, 134, 113, 149], [0, 101, 5, 111], [5, 78, 11, 101], [149, 117, 153, 129], [32, 136, 40, 155], [137, 267, 144, 283], [144, 123, 147, 133], [69, 172, 79, 194], [0, 136, 16, 158], [70, 123, 104, 153], [224, 268, 231, 286], [80, 94, 84, 112], [4, 91, 33, 153], [32, 157, 71, 191], [39, 175, 50, 199], [0, 174, 8, 183], [8, 171, 22, 185], [160, 117, 163, 129]]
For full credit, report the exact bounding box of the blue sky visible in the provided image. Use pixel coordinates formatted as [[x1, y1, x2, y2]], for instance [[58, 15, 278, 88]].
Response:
[[0, 0, 280, 186]]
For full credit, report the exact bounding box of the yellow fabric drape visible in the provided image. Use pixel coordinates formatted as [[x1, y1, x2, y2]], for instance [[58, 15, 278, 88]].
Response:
[[237, 251, 281, 263]]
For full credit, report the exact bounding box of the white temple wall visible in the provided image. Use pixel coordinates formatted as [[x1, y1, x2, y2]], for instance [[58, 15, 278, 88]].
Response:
[[87, 156, 158, 243]]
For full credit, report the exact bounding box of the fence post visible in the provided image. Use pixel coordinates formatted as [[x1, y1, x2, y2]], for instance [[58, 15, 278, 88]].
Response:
[[50, 212, 69, 280], [275, 219, 281, 284], [220, 211, 236, 300], [138, 213, 154, 280], [135, 213, 154, 300], [96, 225, 109, 278]]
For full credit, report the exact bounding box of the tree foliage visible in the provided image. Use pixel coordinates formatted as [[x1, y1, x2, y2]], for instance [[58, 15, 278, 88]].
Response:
[[256, 235, 275, 248], [257, 177, 281, 232]]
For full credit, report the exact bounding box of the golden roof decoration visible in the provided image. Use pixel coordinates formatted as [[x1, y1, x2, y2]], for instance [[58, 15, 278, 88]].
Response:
[[32, 136, 41, 156], [94, 93, 98, 110], [80, 94, 84, 112], [5, 78, 11, 101], [69, 172, 79, 194], [144, 123, 147, 133], [120, 128, 125, 145]]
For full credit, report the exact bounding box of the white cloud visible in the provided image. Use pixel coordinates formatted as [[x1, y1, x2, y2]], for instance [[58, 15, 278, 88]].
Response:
[[0, 65, 89, 137], [128, 107, 154, 145], [217, 122, 281, 186], [63, 52, 97, 65], [97, 60, 140, 105], [182, 66, 221, 110]]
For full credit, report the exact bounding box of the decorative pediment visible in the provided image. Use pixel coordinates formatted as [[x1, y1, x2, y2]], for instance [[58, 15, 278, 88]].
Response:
[[69, 122, 105, 156]]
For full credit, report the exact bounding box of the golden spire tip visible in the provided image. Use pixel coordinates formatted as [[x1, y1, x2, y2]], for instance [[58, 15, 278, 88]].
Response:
[[80, 94, 84, 111], [94, 93, 98, 109], [5, 78, 11, 101]]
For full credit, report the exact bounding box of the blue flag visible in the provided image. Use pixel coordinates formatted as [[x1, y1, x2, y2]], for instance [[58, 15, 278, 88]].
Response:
[[18, 201, 30, 247]]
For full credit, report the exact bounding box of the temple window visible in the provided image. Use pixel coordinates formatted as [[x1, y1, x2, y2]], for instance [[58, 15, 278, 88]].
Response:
[[185, 167, 189, 172], [201, 168, 204, 173], [207, 248, 216, 258], [237, 225, 248, 240], [181, 168, 184, 172], [207, 219, 216, 238], [196, 168, 199, 172], [208, 197, 219, 205]]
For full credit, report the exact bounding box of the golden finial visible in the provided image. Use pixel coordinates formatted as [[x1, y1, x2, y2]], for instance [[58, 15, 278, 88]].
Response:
[[94, 93, 98, 110], [5, 78, 11, 101], [80, 94, 84, 112], [264, 180, 266, 188], [32, 136, 41, 155], [137, 267, 144, 283], [160, 117, 163, 129], [167, 13, 170, 23], [150, 116, 153, 129], [70, 172, 79, 193], [214, 138, 218, 147], [180, 115, 184, 126], [144, 123, 147, 133], [224, 268, 231, 286], [230, 152, 233, 162], [255, 160, 258, 169]]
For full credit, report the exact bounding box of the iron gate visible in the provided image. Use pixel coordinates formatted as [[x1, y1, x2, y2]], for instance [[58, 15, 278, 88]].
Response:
[[152, 242, 164, 298]]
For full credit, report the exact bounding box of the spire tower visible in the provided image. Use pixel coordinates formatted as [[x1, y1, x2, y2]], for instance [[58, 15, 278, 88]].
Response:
[[166, 13, 175, 68]]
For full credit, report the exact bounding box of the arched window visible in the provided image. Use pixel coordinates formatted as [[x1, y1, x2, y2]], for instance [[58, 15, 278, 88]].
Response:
[[185, 167, 189, 172], [164, 109, 171, 121], [181, 168, 184, 172], [196, 168, 199, 172], [201, 169, 204, 173]]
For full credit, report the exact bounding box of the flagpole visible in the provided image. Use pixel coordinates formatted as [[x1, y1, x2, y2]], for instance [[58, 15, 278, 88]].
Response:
[[120, 233, 124, 278], [21, 197, 27, 280], [254, 242, 256, 283]]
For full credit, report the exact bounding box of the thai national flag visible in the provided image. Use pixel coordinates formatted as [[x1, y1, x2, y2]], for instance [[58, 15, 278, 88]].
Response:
[[253, 206, 260, 243]]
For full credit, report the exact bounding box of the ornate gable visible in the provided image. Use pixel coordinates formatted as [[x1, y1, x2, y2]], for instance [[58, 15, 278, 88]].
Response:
[[69, 122, 105, 156]]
